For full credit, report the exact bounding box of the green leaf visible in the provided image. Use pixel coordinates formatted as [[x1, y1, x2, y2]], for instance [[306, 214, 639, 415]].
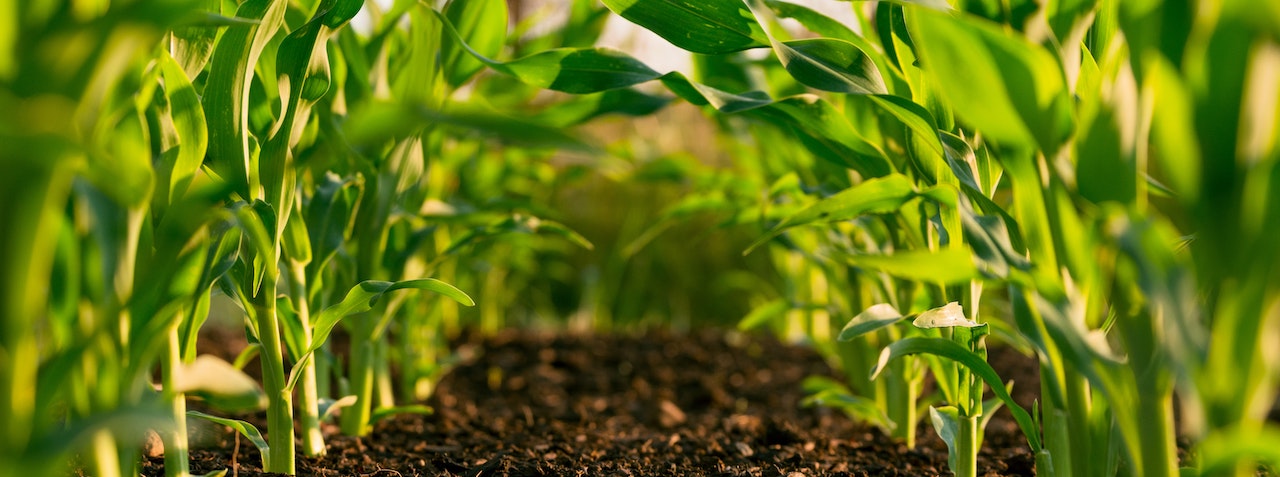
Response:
[[908, 8, 1071, 151], [441, 0, 508, 87], [187, 411, 270, 463], [801, 376, 895, 430], [928, 405, 964, 472], [601, 0, 770, 54], [306, 279, 475, 359], [203, 0, 288, 199], [282, 210, 311, 265], [838, 303, 907, 341], [738, 299, 790, 331], [343, 101, 587, 150], [158, 51, 209, 206], [871, 337, 1041, 452], [305, 173, 357, 276], [773, 38, 887, 94], [504, 48, 661, 94], [175, 355, 267, 412], [843, 248, 976, 285], [764, 0, 858, 42], [370, 404, 433, 426], [319, 395, 359, 422], [1197, 425, 1280, 475], [746, 174, 916, 253]]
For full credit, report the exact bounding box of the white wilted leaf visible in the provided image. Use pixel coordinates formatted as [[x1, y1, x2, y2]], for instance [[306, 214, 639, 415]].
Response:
[[912, 302, 979, 329]]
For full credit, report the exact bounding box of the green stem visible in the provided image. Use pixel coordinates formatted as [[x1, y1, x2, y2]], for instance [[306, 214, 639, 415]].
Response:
[[162, 319, 189, 475], [955, 414, 979, 477], [1135, 389, 1178, 477], [885, 360, 919, 448], [253, 278, 295, 474], [289, 263, 325, 457], [340, 329, 375, 436], [1040, 369, 1074, 477], [162, 322, 190, 477]]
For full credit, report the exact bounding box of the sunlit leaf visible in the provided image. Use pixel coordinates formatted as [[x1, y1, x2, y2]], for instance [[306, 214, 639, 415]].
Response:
[[601, 0, 770, 54]]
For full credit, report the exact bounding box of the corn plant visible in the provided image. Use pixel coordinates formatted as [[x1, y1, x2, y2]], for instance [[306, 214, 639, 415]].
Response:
[[443, 0, 1280, 475]]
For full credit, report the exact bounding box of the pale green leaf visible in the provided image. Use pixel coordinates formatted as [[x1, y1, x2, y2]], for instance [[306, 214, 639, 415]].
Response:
[[838, 303, 907, 341], [844, 248, 977, 285], [176, 355, 267, 412]]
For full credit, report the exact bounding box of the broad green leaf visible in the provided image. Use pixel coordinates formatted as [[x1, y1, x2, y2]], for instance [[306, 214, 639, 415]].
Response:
[[773, 38, 887, 94], [170, 0, 223, 78], [441, 0, 507, 87], [187, 411, 270, 463], [844, 247, 977, 285], [158, 51, 208, 206], [281, 209, 311, 265], [838, 303, 907, 341], [275, 295, 305, 362], [870, 337, 1041, 452], [175, 355, 267, 412], [601, 0, 769, 54], [306, 279, 475, 358], [503, 48, 660, 94], [749, 1, 886, 95], [908, 8, 1072, 151], [203, 0, 287, 199], [304, 173, 357, 277], [757, 96, 894, 176], [747, 174, 916, 253], [961, 207, 1029, 277], [928, 405, 965, 472], [765, 0, 858, 42]]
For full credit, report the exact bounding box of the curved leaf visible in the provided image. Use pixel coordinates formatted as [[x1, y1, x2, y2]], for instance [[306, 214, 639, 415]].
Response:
[[307, 278, 474, 358], [838, 303, 907, 341], [746, 174, 916, 253], [441, 0, 508, 87], [601, 0, 769, 54], [774, 38, 887, 94], [187, 411, 270, 462], [871, 337, 1042, 452], [908, 8, 1071, 151], [176, 355, 267, 412]]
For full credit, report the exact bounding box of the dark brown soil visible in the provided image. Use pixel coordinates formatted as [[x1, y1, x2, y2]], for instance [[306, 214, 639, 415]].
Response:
[[142, 330, 1040, 476]]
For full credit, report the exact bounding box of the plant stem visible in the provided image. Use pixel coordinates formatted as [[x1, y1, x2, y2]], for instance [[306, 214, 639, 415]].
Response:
[[289, 263, 325, 457], [1135, 388, 1177, 477], [340, 326, 375, 436], [253, 277, 295, 474], [885, 360, 918, 448], [161, 322, 190, 477], [956, 414, 979, 477]]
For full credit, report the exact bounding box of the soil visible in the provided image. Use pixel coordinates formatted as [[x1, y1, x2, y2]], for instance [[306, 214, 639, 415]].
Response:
[[142, 329, 1041, 476]]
